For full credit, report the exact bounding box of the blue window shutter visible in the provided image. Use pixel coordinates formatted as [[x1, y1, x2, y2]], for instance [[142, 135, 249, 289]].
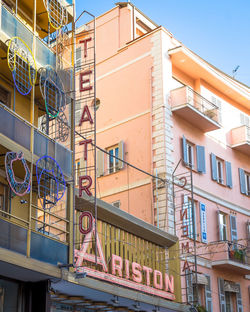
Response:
[[182, 135, 187, 164], [239, 168, 246, 194], [218, 278, 226, 312], [230, 215, 238, 243], [197, 145, 206, 173], [225, 161, 233, 188], [200, 203, 207, 243], [211, 153, 217, 181], [236, 284, 243, 312], [185, 270, 193, 304], [205, 274, 213, 312]]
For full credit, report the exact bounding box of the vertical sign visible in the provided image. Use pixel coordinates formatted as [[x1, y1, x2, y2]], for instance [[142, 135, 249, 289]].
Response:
[[74, 14, 97, 253], [200, 203, 207, 243]]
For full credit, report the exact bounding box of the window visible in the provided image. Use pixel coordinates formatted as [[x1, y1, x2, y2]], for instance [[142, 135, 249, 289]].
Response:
[[239, 113, 249, 127], [216, 158, 224, 184], [218, 212, 227, 241], [182, 195, 196, 240], [0, 85, 10, 108], [211, 154, 232, 188], [0, 183, 9, 215], [239, 168, 250, 196], [107, 145, 119, 174], [182, 136, 206, 173], [245, 173, 250, 195], [225, 292, 232, 312], [186, 142, 194, 168], [112, 200, 120, 209]]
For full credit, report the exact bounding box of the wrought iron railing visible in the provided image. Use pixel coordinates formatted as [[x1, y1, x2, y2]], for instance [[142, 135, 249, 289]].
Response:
[[170, 86, 221, 124], [228, 241, 249, 265]]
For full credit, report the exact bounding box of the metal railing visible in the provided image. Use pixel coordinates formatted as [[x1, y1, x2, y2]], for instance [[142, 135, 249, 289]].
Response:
[[170, 86, 221, 124], [0, 103, 72, 177], [1, 4, 56, 68], [228, 241, 249, 265]]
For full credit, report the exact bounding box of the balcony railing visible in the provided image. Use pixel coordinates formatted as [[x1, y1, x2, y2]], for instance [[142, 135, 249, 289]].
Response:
[[0, 105, 72, 177], [170, 86, 221, 131], [211, 240, 250, 274], [228, 242, 249, 265], [0, 4, 56, 68]]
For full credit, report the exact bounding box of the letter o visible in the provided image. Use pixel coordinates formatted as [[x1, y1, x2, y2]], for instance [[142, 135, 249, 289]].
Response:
[[79, 211, 93, 235]]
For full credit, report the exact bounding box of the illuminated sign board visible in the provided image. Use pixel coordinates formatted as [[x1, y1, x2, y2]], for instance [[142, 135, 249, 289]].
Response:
[[75, 213, 175, 300]]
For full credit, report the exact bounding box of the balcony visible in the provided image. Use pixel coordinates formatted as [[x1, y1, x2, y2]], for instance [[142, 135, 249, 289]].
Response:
[[170, 86, 221, 132], [230, 125, 250, 155], [211, 241, 250, 275], [0, 105, 72, 177], [0, 4, 56, 69]]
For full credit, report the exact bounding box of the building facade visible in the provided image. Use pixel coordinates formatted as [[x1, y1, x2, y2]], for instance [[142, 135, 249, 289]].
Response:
[[0, 1, 186, 311], [0, 0, 75, 310], [75, 2, 250, 311]]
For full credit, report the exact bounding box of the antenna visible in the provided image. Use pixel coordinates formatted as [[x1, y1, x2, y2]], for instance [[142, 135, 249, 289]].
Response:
[[232, 65, 240, 78]]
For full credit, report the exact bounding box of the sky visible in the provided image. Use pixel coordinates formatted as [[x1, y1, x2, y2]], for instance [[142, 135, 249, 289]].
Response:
[[75, 0, 250, 87]]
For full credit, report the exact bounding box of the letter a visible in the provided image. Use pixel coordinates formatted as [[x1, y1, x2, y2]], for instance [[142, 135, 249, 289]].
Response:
[[79, 105, 93, 127], [75, 216, 108, 272]]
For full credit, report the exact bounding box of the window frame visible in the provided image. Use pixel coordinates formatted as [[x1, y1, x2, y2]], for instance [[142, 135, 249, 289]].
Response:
[[245, 172, 250, 196], [216, 157, 224, 184], [107, 145, 119, 174], [186, 142, 194, 169], [218, 212, 227, 241]]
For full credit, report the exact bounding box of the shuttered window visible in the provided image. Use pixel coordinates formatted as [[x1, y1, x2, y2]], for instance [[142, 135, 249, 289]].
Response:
[[182, 136, 206, 173], [225, 161, 233, 188], [236, 284, 243, 312], [183, 195, 196, 240], [185, 270, 194, 304], [211, 154, 232, 188], [197, 145, 206, 173], [218, 212, 227, 241], [205, 274, 213, 312], [229, 215, 237, 243], [218, 278, 226, 312], [239, 168, 250, 196]]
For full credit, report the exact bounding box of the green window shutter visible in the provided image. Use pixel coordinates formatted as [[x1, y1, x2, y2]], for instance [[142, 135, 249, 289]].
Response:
[[225, 161, 233, 188], [236, 284, 243, 312], [210, 153, 217, 181], [196, 145, 206, 173], [205, 274, 213, 312], [230, 215, 238, 243], [182, 135, 188, 164], [118, 141, 124, 170], [239, 168, 246, 194], [97, 150, 104, 177], [218, 278, 226, 312]]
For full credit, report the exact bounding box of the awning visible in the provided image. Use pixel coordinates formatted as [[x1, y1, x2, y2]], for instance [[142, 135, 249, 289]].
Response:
[[192, 273, 208, 286]]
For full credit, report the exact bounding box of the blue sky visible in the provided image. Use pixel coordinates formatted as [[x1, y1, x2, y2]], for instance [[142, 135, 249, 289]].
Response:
[[76, 0, 250, 87]]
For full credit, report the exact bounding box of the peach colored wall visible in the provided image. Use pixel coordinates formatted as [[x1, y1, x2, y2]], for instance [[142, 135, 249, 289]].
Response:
[[76, 5, 250, 308]]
